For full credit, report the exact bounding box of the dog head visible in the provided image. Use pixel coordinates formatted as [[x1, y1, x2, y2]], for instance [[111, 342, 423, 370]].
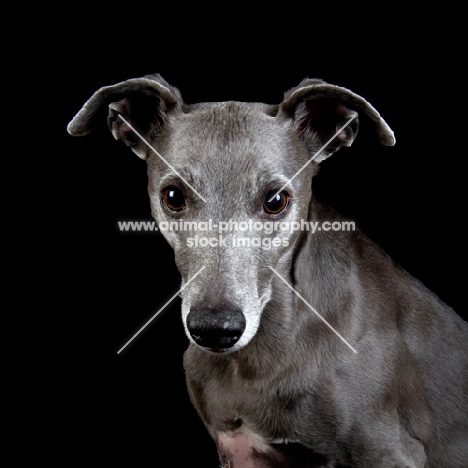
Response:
[[68, 74, 394, 353]]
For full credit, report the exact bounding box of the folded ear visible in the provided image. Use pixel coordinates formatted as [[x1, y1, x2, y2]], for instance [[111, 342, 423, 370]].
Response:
[[278, 78, 395, 163], [67, 73, 183, 160]]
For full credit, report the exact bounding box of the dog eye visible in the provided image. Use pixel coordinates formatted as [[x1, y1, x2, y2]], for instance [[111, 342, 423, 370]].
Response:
[[161, 186, 186, 212], [263, 190, 290, 214]]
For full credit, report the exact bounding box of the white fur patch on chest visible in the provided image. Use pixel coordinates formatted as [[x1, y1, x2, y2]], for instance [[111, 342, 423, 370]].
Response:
[[217, 425, 286, 467]]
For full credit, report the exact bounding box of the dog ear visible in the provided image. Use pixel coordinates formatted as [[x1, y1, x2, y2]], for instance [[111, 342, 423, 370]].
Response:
[[278, 78, 395, 162], [67, 73, 183, 160]]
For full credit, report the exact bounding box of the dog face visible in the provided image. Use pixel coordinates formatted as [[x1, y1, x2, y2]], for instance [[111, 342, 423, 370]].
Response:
[[147, 100, 314, 353], [68, 74, 394, 353]]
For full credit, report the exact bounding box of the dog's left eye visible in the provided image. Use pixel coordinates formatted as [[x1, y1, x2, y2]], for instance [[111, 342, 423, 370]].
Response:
[[263, 190, 290, 214], [161, 186, 186, 212]]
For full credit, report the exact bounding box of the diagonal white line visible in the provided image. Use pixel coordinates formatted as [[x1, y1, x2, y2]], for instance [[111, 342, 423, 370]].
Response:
[[117, 266, 206, 354], [268, 115, 356, 202], [268, 266, 357, 353], [118, 115, 207, 203]]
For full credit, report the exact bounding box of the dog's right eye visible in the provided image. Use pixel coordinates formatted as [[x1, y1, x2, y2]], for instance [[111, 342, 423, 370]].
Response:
[[161, 186, 186, 212]]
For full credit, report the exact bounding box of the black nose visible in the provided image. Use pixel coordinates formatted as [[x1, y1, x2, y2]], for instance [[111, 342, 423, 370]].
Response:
[[187, 307, 246, 350]]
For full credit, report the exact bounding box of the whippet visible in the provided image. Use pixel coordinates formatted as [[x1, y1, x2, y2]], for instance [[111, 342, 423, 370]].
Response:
[[68, 74, 468, 467]]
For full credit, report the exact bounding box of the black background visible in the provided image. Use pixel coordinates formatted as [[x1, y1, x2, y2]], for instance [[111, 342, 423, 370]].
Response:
[[37, 13, 466, 467]]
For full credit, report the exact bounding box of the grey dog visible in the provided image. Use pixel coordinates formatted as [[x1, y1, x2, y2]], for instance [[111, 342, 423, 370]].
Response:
[[68, 74, 468, 467]]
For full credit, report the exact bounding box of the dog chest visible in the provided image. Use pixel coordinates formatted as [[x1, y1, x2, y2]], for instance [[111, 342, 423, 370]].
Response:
[[216, 425, 290, 467]]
